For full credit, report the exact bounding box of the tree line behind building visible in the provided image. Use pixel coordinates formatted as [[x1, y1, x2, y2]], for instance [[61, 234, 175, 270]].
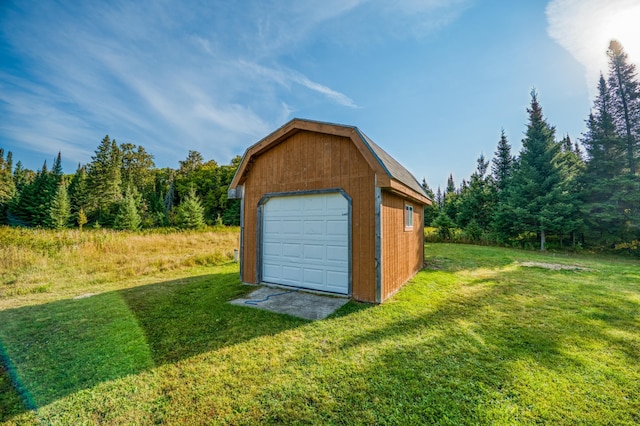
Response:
[[422, 40, 640, 255], [0, 40, 638, 255], [0, 139, 240, 230]]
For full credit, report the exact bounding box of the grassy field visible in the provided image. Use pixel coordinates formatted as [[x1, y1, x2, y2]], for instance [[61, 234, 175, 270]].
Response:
[[1, 228, 639, 425], [0, 226, 240, 309]]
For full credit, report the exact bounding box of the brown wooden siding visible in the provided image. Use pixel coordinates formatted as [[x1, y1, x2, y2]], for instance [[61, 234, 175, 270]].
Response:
[[241, 130, 377, 302], [381, 191, 424, 300]]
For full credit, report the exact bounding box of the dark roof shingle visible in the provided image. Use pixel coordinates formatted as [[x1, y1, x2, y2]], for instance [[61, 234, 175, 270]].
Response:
[[356, 129, 428, 198]]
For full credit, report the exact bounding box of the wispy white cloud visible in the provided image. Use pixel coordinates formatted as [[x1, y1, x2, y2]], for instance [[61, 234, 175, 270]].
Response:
[[293, 75, 359, 109], [0, 0, 468, 169], [238, 61, 358, 108], [546, 0, 640, 96]]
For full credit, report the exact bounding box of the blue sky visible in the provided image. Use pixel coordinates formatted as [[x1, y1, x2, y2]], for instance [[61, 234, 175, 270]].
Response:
[[1, 0, 639, 190]]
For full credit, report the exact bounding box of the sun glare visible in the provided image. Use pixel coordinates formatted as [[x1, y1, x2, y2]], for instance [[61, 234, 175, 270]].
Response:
[[596, 4, 640, 62], [547, 0, 640, 95]]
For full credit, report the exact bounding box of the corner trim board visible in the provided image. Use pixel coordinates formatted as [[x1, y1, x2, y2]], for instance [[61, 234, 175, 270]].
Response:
[[375, 186, 383, 303]]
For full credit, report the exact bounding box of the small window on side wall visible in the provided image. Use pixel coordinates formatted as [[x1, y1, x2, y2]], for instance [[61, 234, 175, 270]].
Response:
[[405, 203, 414, 230]]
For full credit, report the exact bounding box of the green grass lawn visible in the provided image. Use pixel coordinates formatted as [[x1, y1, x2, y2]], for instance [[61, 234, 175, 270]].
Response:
[[1, 243, 639, 425]]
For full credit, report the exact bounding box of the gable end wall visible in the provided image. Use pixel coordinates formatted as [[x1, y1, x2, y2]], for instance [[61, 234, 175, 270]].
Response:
[[241, 130, 377, 302]]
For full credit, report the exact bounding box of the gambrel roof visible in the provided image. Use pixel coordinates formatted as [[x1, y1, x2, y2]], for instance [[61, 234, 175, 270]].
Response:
[[229, 118, 431, 205]]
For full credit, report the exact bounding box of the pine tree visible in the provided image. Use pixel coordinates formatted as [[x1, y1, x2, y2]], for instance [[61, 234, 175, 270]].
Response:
[[507, 90, 574, 250], [68, 163, 89, 219], [0, 149, 16, 223], [581, 61, 640, 244], [0, 150, 15, 204], [421, 178, 438, 226], [87, 135, 123, 225], [175, 186, 205, 229], [492, 129, 514, 193], [445, 174, 456, 196], [47, 180, 71, 229], [435, 186, 443, 208], [113, 187, 141, 231], [51, 151, 63, 182], [490, 130, 516, 242], [11, 160, 57, 226], [432, 210, 455, 240], [558, 134, 585, 246], [456, 154, 496, 232], [12, 161, 31, 193], [607, 40, 640, 175], [443, 173, 459, 223]]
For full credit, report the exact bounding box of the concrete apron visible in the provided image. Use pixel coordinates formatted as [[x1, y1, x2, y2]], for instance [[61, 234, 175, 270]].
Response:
[[229, 286, 349, 320]]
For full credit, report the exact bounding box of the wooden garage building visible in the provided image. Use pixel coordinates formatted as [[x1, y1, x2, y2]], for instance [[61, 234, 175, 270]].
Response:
[[228, 119, 431, 303]]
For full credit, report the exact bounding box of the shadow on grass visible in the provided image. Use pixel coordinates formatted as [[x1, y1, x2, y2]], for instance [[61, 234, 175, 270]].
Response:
[[240, 263, 639, 424], [323, 267, 640, 424], [0, 268, 309, 417]]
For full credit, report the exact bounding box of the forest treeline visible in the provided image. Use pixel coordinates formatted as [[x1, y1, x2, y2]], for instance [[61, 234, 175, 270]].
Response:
[[0, 40, 639, 255], [422, 40, 640, 255], [0, 136, 241, 230]]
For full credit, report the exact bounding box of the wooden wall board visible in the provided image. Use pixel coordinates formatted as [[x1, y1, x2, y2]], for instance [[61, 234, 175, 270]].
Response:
[[241, 130, 376, 302]]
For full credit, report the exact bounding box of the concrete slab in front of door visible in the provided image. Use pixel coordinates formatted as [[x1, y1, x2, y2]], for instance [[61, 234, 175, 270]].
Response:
[[229, 286, 349, 320]]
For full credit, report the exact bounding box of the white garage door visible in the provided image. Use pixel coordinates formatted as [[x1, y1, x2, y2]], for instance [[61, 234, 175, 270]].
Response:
[[262, 192, 349, 294]]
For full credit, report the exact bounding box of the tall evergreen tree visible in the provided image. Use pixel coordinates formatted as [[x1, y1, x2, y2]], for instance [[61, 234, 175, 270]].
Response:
[[51, 152, 63, 182], [87, 135, 122, 225], [0, 149, 16, 222], [558, 134, 585, 246], [421, 178, 438, 226], [12, 161, 32, 194], [492, 129, 514, 193], [443, 173, 459, 223], [47, 180, 71, 229], [456, 154, 496, 234], [68, 163, 89, 221], [11, 160, 57, 226], [490, 130, 517, 242], [507, 90, 574, 250], [445, 174, 456, 196], [581, 64, 640, 244], [607, 40, 640, 175], [435, 186, 443, 208]]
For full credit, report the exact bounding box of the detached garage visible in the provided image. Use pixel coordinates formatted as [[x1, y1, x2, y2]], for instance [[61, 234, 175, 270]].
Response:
[[228, 119, 431, 303]]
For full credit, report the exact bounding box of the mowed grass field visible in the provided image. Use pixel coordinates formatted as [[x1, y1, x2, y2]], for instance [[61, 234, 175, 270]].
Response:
[[1, 227, 639, 425]]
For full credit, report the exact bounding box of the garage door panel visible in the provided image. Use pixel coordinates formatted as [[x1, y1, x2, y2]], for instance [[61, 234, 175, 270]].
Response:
[[282, 243, 302, 258], [326, 271, 348, 287], [303, 244, 324, 260], [264, 219, 281, 234], [262, 193, 349, 294], [304, 220, 324, 235], [326, 220, 347, 236], [282, 219, 302, 234], [263, 263, 281, 280], [303, 268, 324, 285], [282, 266, 302, 282], [327, 245, 347, 261], [263, 242, 281, 256], [303, 196, 324, 211]]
